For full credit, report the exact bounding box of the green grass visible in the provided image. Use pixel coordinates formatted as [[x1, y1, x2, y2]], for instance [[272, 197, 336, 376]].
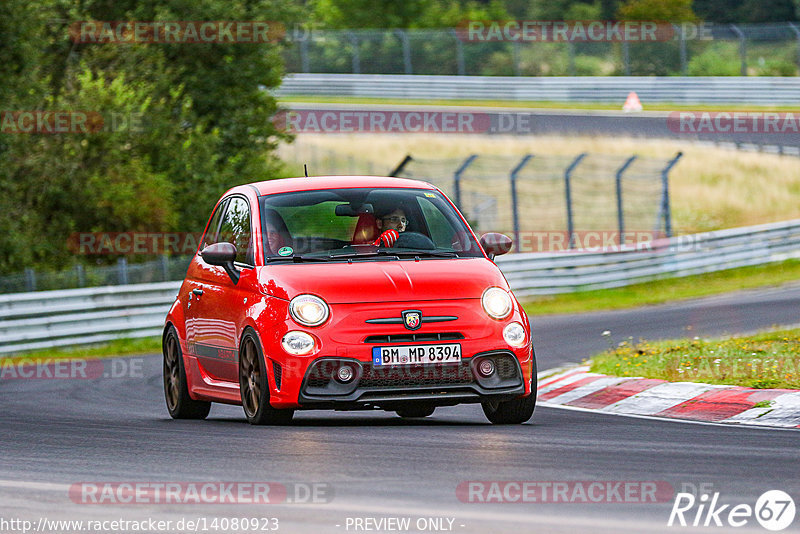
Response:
[[590, 328, 800, 389], [521, 259, 800, 316], [279, 95, 800, 113], [1, 337, 161, 363]]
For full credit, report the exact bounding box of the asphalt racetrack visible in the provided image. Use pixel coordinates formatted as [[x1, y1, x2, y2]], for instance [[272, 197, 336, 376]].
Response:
[[1, 284, 799, 534]]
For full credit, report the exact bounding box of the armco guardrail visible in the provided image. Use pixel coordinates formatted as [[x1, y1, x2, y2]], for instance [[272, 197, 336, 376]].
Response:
[[0, 281, 180, 354], [1, 219, 799, 354], [497, 219, 800, 297], [277, 74, 800, 105]]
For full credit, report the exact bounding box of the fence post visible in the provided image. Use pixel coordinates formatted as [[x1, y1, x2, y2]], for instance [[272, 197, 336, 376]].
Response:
[[395, 30, 413, 74], [614, 156, 637, 247], [660, 152, 683, 238], [24, 268, 36, 292], [567, 41, 576, 76], [622, 41, 631, 75], [450, 29, 466, 75], [300, 37, 310, 73], [678, 24, 688, 75], [159, 255, 169, 282], [348, 32, 360, 74], [564, 153, 587, 250], [510, 155, 533, 252], [730, 24, 747, 76], [390, 154, 413, 176], [118, 257, 129, 285], [789, 22, 800, 73], [512, 41, 521, 76], [76, 264, 85, 287], [453, 154, 478, 209]]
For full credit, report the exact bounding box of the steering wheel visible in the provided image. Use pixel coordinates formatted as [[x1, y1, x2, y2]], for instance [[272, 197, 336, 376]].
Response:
[[394, 232, 436, 250]]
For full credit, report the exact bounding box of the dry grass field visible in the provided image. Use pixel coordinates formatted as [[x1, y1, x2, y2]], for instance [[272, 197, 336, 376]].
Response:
[[279, 134, 800, 234]]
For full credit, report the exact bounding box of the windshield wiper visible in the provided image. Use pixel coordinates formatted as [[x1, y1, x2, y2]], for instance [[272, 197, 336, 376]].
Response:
[[392, 250, 459, 258], [327, 250, 400, 260], [265, 255, 332, 263]]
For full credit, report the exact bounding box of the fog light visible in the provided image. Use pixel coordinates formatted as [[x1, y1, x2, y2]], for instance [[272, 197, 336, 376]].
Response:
[[336, 365, 355, 383], [478, 359, 496, 377], [281, 331, 315, 355], [503, 322, 527, 348]]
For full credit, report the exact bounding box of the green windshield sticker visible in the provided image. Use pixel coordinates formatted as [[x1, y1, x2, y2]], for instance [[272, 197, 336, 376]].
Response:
[[278, 246, 293, 256]]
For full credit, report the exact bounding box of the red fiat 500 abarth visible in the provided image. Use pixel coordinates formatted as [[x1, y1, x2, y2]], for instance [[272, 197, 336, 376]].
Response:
[[163, 176, 536, 425]]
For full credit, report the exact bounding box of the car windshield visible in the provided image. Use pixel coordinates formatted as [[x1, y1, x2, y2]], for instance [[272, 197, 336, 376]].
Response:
[[259, 187, 484, 262]]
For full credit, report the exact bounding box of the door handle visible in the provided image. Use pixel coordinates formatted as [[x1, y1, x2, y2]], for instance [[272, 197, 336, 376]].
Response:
[[192, 289, 204, 296]]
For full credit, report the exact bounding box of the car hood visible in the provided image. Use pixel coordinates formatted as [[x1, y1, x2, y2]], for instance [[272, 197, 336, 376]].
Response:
[[259, 258, 508, 304]]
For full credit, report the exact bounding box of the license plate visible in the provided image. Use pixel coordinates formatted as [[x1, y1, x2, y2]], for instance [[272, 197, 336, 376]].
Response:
[[372, 344, 462, 367]]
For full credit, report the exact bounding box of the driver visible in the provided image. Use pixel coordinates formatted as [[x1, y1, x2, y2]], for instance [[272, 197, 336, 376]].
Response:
[[373, 207, 407, 247]]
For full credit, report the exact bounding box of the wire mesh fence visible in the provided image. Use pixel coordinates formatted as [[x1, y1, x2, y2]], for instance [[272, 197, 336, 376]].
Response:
[[391, 152, 682, 252], [283, 23, 800, 77]]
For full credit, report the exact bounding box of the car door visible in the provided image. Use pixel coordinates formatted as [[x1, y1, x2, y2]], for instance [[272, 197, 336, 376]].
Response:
[[184, 198, 227, 360], [192, 195, 257, 382]]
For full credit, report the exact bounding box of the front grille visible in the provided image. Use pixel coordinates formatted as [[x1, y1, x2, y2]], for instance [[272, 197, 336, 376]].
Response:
[[358, 362, 473, 388], [496, 356, 518, 379], [364, 332, 464, 344]]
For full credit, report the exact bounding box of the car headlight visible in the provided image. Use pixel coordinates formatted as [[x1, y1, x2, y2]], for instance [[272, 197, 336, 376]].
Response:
[[503, 322, 527, 348], [482, 287, 512, 320], [289, 294, 330, 327], [281, 331, 316, 355]]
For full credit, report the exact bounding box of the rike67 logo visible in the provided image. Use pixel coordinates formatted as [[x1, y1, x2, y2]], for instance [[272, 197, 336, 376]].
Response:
[[668, 490, 796, 531]]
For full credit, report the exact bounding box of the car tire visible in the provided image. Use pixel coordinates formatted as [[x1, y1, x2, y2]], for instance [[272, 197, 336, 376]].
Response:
[[239, 329, 294, 425], [395, 405, 436, 418], [482, 356, 537, 424], [163, 326, 211, 420]]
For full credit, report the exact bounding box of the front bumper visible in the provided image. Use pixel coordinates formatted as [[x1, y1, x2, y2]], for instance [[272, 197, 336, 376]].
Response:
[[295, 350, 526, 410]]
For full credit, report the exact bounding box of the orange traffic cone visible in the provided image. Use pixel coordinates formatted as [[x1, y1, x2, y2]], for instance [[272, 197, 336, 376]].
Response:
[[623, 91, 643, 112]]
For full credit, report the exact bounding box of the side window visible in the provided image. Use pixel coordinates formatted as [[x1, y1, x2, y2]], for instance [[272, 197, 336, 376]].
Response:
[[202, 199, 227, 249], [218, 197, 254, 265], [418, 198, 456, 248]]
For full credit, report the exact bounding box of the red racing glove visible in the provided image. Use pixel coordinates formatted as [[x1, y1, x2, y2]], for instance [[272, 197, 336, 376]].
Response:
[[374, 229, 399, 247]]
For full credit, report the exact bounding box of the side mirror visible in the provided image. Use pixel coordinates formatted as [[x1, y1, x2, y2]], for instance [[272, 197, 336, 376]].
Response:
[[480, 233, 513, 260], [200, 242, 240, 284]]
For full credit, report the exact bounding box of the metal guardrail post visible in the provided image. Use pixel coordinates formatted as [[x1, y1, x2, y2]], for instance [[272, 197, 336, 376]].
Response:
[[394, 30, 413, 74], [453, 155, 478, 209], [731, 24, 747, 76], [512, 41, 521, 76], [348, 32, 360, 74], [118, 258, 129, 285], [450, 29, 466, 75], [615, 156, 637, 246], [660, 152, 683, 238], [564, 153, 587, 250], [510, 155, 533, 252]]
